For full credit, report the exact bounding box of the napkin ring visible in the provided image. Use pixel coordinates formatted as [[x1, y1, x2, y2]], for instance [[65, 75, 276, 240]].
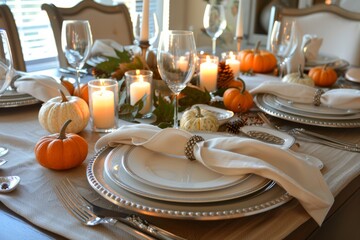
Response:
[[185, 135, 204, 161], [313, 89, 324, 106]]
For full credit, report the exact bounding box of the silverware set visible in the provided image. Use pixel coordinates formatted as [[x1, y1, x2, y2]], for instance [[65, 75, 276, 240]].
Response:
[[55, 178, 186, 240], [257, 112, 360, 152]]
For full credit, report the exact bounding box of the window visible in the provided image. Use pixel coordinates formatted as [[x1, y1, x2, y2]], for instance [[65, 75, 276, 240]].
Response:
[[3, 0, 166, 71]]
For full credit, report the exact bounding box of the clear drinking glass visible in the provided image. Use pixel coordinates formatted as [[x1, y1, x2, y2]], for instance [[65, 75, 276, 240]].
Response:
[[61, 20, 93, 89], [157, 30, 197, 128], [203, 3, 227, 55], [0, 29, 15, 157], [133, 12, 159, 45], [270, 20, 298, 78]]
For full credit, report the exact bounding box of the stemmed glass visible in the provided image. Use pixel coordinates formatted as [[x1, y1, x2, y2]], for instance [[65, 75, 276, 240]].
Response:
[[133, 12, 159, 46], [203, 3, 227, 55], [0, 29, 15, 157], [61, 20, 93, 90], [269, 20, 298, 78], [157, 30, 197, 128]]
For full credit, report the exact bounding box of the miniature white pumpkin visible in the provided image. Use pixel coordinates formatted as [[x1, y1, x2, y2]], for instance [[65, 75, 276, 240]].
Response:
[[38, 90, 90, 133], [282, 64, 314, 87], [180, 106, 219, 132]]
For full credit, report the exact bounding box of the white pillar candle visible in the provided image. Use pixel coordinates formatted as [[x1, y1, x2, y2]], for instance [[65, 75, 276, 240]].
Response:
[[140, 0, 149, 41], [235, 0, 243, 38], [92, 88, 115, 129], [225, 52, 240, 77], [176, 56, 188, 72], [199, 56, 218, 92], [130, 75, 151, 114]]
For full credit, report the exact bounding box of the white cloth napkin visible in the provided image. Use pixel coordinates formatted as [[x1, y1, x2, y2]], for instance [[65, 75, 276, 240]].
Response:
[[90, 39, 140, 58], [250, 81, 360, 110], [302, 34, 323, 62], [14, 74, 70, 102], [95, 124, 334, 226]]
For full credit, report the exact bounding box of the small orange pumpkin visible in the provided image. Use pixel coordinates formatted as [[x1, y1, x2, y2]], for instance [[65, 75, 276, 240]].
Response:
[[34, 119, 88, 170], [223, 79, 254, 113], [239, 41, 277, 73], [60, 76, 74, 95], [74, 84, 89, 104], [308, 64, 338, 87]]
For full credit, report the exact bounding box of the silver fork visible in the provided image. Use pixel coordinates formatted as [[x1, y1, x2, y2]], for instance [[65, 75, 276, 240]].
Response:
[[55, 178, 186, 240]]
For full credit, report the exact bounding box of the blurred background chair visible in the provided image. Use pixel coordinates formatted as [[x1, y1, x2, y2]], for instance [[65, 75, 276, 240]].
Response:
[[267, 3, 360, 66], [0, 4, 26, 71], [41, 0, 134, 68]]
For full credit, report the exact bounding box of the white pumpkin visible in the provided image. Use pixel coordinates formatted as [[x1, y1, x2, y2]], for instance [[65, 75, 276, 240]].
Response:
[[180, 106, 219, 132], [38, 90, 90, 133], [282, 64, 314, 87]]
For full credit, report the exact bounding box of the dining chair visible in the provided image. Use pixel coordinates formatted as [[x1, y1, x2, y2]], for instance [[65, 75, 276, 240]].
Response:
[[267, 4, 360, 66], [0, 4, 26, 71], [41, 0, 135, 68]]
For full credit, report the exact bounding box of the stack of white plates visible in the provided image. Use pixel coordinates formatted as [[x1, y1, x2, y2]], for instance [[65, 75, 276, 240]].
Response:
[[86, 141, 292, 220], [255, 93, 360, 128]]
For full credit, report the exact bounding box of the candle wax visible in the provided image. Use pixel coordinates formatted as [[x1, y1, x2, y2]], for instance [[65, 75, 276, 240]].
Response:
[[92, 89, 115, 129], [200, 60, 218, 92], [130, 81, 151, 114]]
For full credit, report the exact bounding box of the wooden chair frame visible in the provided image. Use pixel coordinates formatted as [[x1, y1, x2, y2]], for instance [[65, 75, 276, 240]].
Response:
[[41, 0, 134, 68], [0, 4, 26, 71]]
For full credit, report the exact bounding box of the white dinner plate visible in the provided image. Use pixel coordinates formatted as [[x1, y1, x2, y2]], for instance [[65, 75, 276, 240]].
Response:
[[122, 146, 247, 192], [104, 145, 271, 203], [345, 68, 360, 83], [273, 94, 359, 115], [191, 104, 234, 125]]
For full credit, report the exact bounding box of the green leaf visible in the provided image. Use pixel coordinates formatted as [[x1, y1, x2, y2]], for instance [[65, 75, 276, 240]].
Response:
[[95, 58, 121, 74], [152, 94, 174, 126], [178, 85, 211, 111], [114, 49, 132, 62]]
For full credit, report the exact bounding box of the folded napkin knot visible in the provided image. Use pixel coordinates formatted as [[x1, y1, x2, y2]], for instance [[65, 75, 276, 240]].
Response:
[[313, 89, 324, 106], [185, 135, 205, 161]]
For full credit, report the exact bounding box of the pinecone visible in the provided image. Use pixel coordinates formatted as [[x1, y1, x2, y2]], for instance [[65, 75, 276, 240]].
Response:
[[226, 118, 244, 134], [217, 61, 234, 89]]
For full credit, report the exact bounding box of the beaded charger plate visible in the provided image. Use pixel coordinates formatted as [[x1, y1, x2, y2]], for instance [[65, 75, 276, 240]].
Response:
[[254, 94, 360, 128], [87, 145, 292, 220], [0, 89, 40, 108]]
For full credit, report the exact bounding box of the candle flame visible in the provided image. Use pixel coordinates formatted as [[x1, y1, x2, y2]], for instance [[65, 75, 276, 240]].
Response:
[[139, 75, 144, 82], [206, 55, 211, 62], [136, 69, 140, 75]]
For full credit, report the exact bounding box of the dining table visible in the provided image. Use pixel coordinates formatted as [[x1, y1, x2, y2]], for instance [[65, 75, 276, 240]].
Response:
[[0, 69, 360, 240]]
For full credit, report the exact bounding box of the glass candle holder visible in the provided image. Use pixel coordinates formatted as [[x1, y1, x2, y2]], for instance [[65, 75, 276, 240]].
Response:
[[125, 69, 153, 118], [88, 79, 118, 132], [198, 55, 218, 93], [221, 51, 241, 77]]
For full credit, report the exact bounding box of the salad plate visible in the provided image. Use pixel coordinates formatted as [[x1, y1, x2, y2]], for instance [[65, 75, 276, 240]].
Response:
[[121, 145, 247, 192]]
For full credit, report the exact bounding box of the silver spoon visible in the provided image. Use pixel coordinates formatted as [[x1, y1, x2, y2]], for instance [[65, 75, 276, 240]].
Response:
[[0, 159, 7, 167], [0, 176, 20, 193], [0, 147, 8, 157]]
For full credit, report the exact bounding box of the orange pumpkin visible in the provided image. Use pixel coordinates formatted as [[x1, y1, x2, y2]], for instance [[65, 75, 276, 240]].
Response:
[[239, 41, 277, 73], [223, 79, 253, 113], [74, 84, 89, 104], [60, 76, 74, 95], [308, 65, 338, 87], [34, 119, 88, 170]]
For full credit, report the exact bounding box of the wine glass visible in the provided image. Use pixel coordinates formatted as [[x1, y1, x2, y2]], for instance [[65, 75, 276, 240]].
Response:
[[157, 30, 197, 128], [133, 12, 159, 46], [61, 20, 93, 89], [0, 29, 15, 157], [203, 3, 227, 55], [270, 20, 298, 78]]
